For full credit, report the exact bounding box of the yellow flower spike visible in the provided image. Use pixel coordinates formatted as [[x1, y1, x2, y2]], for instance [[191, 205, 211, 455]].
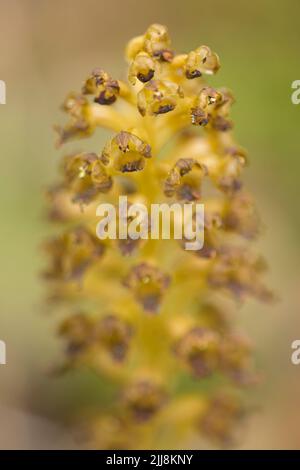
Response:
[[46, 23, 271, 449]]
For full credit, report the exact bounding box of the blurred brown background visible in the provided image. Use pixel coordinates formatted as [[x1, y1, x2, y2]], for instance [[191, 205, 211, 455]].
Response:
[[0, 0, 299, 449]]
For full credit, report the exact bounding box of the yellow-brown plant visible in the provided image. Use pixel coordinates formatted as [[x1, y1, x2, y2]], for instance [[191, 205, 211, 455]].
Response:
[[45, 24, 271, 449]]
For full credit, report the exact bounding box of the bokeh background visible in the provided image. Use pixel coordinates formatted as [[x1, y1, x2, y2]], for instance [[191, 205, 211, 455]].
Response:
[[0, 0, 299, 449]]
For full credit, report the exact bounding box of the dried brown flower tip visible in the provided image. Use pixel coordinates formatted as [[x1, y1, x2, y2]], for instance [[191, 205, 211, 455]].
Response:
[[59, 313, 93, 358], [117, 237, 141, 257], [92, 315, 133, 362], [174, 325, 255, 384], [55, 93, 94, 146], [222, 193, 260, 239], [82, 68, 120, 105], [59, 312, 133, 365], [144, 24, 173, 61], [128, 52, 156, 84], [115, 200, 149, 256], [174, 327, 220, 378], [195, 226, 218, 259], [191, 87, 223, 126], [123, 262, 170, 313], [220, 335, 254, 385], [208, 247, 270, 301], [200, 393, 244, 445], [210, 88, 234, 131], [43, 226, 105, 282], [164, 158, 207, 201], [191, 87, 233, 130], [185, 46, 220, 79], [124, 380, 167, 422], [101, 131, 151, 172], [137, 79, 183, 116], [126, 24, 173, 65], [64, 152, 112, 204]]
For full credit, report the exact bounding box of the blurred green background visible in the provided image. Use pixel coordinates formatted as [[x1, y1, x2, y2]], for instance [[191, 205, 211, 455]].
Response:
[[0, 0, 299, 448]]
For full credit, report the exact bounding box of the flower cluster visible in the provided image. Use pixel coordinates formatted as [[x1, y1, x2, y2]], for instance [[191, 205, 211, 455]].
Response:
[[45, 24, 271, 449]]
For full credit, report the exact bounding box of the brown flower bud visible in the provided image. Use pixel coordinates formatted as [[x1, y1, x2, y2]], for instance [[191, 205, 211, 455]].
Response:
[[144, 24, 173, 61], [123, 262, 170, 313], [124, 380, 167, 422], [82, 68, 120, 105], [200, 393, 244, 444], [92, 315, 133, 362], [137, 79, 183, 116], [208, 247, 271, 301], [164, 158, 206, 201], [220, 335, 255, 385], [191, 87, 222, 126], [43, 226, 105, 281], [55, 93, 94, 146], [174, 327, 220, 378], [210, 88, 234, 132], [128, 52, 156, 84], [185, 46, 220, 79], [223, 192, 260, 239], [101, 131, 151, 173], [59, 313, 93, 358], [64, 152, 112, 204]]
